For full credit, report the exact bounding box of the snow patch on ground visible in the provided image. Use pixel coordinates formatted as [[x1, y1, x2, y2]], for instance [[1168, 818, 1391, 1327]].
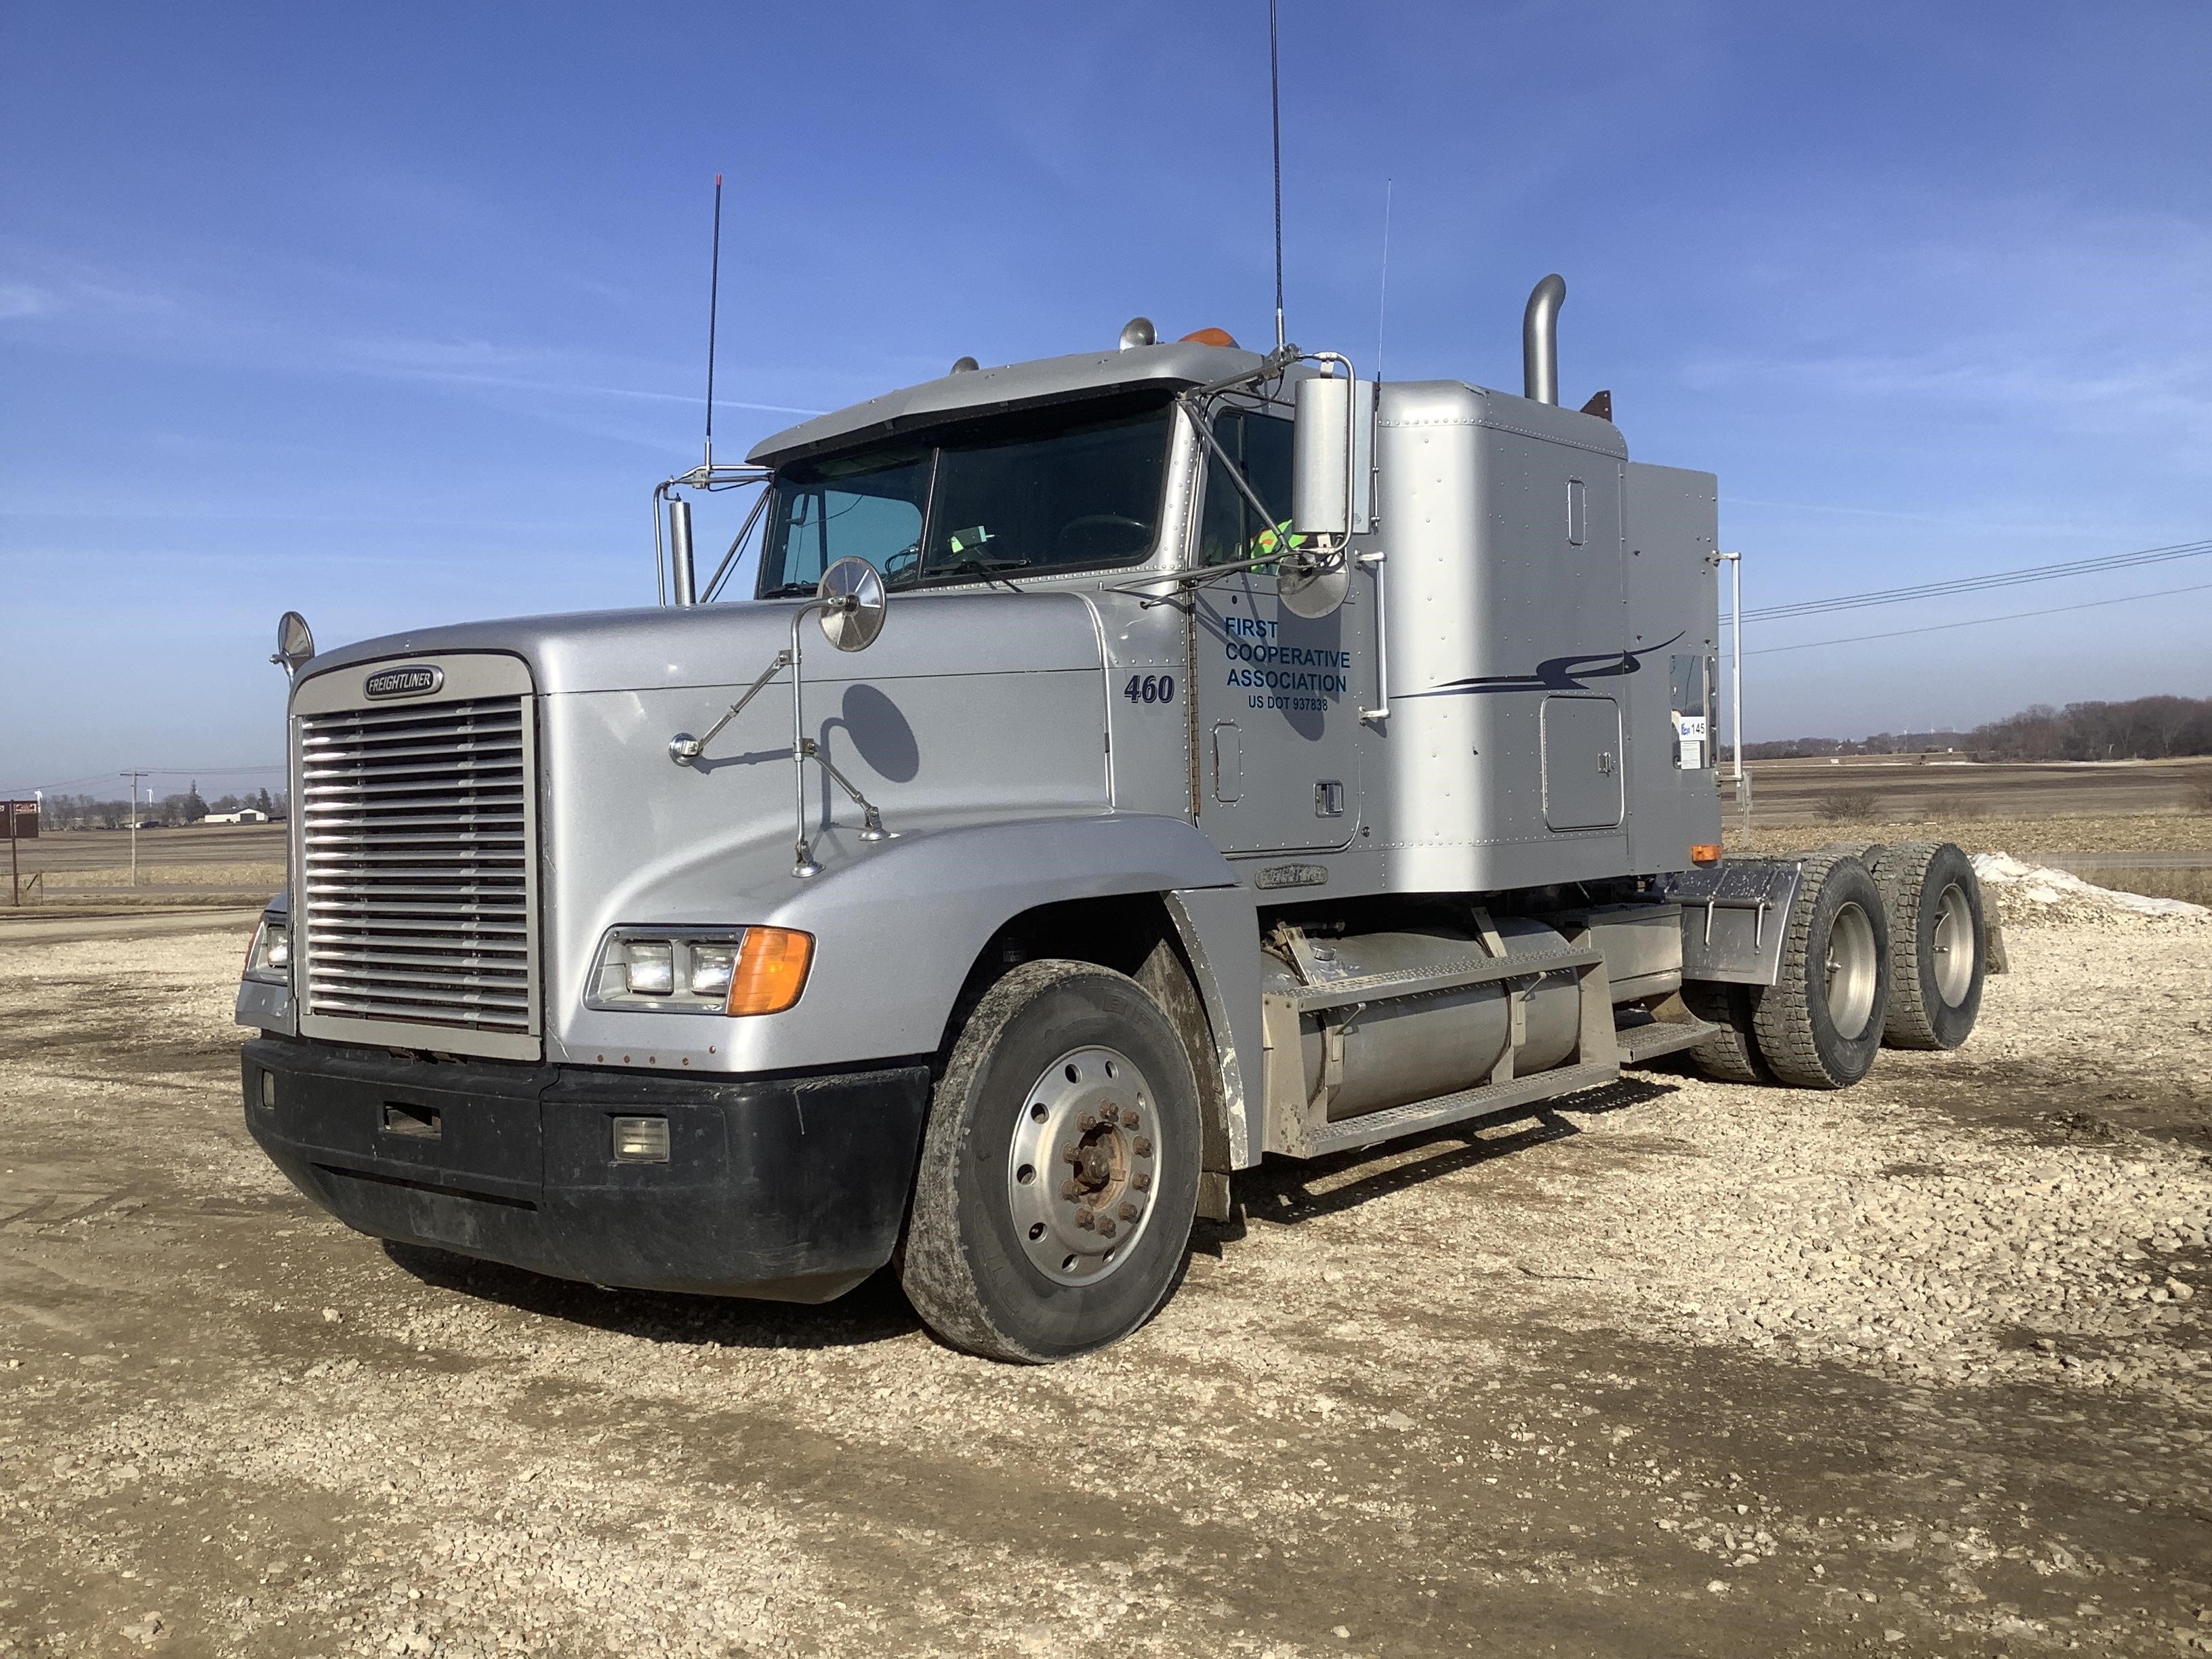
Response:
[[1972, 851, 2209, 925]]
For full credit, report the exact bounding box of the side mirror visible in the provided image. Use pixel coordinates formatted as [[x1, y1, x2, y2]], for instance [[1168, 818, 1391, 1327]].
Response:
[[815, 557, 887, 652], [272, 611, 315, 678], [1290, 374, 1374, 544]]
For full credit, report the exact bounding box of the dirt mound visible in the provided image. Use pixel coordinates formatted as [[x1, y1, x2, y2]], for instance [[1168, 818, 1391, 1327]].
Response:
[[1973, 851, 2211, 928]]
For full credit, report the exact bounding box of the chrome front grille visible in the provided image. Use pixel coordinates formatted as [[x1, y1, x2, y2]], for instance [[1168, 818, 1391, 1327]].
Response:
[[296, 692, 538, 1052]]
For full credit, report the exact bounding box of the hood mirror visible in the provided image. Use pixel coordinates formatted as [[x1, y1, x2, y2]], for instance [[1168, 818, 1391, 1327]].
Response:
[[272, 611, 315, 678], [815, 557, 887, 652]]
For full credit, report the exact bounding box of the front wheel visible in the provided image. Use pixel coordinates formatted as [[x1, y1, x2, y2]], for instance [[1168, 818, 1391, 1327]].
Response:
[[899, 960, 1202, 1363]]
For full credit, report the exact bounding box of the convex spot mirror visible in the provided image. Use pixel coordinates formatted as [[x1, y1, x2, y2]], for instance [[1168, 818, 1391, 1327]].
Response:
[[815, 557, 886, 652], [272, 611, 315, 678], [1290, 374, 1375, 544], [1277, 551, 1350, 619]]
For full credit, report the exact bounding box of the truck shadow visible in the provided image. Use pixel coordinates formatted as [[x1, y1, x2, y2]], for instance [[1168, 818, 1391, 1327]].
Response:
[[1235, 1076, 1677, 1227], [381, 1242, 922, 1351]]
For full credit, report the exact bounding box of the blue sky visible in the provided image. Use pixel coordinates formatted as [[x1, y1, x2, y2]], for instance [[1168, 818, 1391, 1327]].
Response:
[[4, 1, 2209, 798]]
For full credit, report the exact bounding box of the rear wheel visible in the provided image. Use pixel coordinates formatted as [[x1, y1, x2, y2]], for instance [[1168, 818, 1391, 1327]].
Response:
[[1868, 841, 1986, 1050], [899, 960, 1201, 1363], [1683, 979, 1771, 1084], [1751, 853, 1890, 1088]]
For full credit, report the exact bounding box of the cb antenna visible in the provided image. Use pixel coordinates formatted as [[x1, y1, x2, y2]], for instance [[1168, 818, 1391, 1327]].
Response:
[[1376, 176, 1393, 382], [703, 173, 723, 472], [1269, 0, 1285, 350]]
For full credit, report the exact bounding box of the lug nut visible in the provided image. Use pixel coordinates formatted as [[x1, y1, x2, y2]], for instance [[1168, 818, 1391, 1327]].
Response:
[[1133, 1170, 1151, 1191], [1098, 1218, 1117, 1237], [1123, 1113, 1141, 1134], [1118, 1202, 1139, 1221], [1101, 1103, 1121, 1125], [1063, 1144, 1084, 1166], [1061, 1180, 1082, 1201], [1075, 1208, 1095, 1230], [1133, 1137, 1153, 1158], [1077, 1111, 1099, 1131]]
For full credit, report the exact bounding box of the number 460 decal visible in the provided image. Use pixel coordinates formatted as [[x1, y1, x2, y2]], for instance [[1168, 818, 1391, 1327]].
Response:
[[1122, 673, 1176, 705]]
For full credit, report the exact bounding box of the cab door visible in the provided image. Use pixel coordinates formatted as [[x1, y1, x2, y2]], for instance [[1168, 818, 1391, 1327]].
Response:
[[1188, 407, 1370, 856]]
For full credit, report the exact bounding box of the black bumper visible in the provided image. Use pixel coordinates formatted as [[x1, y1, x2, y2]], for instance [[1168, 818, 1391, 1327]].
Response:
[[242, 1036, 931, 1304]]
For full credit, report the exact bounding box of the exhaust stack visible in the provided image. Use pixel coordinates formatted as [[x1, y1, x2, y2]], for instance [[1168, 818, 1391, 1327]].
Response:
[[1521, 273, 1565, 405]]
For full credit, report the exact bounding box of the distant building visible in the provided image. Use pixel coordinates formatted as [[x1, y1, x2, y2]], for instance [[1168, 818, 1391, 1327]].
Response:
[[201, 808, 269, 825]]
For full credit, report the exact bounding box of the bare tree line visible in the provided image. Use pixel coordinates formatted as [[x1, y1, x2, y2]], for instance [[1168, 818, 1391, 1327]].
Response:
[[32, 786, 286, 830], [1749, 695, 2212, 763]]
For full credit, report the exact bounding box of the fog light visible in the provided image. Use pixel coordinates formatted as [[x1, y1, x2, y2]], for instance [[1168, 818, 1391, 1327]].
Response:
[[611, 1115, 670, 1163], [260, 1071, 276, 1109], [687, 943, 736, 999], [623, 941, 674, 996]]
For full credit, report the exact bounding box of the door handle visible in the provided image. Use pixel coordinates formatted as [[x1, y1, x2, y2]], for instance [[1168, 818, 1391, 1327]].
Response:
[[1357, 550, 1389, 724]]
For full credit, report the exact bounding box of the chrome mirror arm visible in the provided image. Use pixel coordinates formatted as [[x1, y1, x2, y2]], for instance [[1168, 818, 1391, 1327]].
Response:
[[668, 650, 792, 766], [802, 739, 895, 843]]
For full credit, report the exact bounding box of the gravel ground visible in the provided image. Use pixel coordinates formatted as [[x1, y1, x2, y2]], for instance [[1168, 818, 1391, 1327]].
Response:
[[1, 909, 2208, 1658]]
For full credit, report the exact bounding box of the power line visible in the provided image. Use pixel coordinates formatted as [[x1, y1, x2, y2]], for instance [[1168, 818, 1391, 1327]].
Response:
[[1744, 536, 2212, 623], [1746, 579, 2212, 657]]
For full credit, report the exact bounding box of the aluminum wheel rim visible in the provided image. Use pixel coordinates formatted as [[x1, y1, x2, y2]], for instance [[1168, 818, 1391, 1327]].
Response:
[[1931, 883, 1975, 1006], [1006, 1044, 1160, 1286], [1823, 900, 1879, 1040]]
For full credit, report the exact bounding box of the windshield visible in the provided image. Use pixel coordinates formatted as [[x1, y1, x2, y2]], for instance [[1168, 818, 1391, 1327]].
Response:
[[756, 395, 1174, 596]]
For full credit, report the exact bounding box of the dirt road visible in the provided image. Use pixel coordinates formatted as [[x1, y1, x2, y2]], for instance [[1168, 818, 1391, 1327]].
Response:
[[2, 917, 2207, 1657]]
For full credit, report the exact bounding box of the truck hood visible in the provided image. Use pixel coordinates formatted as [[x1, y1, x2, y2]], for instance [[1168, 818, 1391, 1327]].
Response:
[[293, 589, 1107, 699]]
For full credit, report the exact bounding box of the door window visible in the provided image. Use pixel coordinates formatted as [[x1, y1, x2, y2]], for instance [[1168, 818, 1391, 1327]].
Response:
[[1199, 409, 1294, 566]]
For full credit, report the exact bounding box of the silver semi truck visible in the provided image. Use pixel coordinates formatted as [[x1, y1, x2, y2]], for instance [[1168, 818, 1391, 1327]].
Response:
[[236, 281, 1994, 1361]]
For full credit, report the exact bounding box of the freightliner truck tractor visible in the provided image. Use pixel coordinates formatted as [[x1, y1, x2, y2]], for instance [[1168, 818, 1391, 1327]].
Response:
[[238, 281, 1996, 1362]]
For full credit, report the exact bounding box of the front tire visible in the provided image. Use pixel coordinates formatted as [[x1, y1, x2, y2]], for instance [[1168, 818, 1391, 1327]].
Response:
[[899, 960, 1202, 1363]]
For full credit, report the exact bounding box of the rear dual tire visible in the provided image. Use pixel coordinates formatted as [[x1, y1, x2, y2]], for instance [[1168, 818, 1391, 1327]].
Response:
[[1687, 853, 1889, 1089], [1866, 841, 1986, 1050]]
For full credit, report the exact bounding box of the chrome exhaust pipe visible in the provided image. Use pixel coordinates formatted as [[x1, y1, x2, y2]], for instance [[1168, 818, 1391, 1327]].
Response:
[[1522, 273, 1565, 405], [668, 497, 697, 607]]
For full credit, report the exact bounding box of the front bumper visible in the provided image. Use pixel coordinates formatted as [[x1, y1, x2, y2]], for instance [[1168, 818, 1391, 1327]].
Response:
[[243, 1036, 931, 1303]]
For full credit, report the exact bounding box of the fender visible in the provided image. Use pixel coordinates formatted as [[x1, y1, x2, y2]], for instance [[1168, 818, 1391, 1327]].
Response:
[[557, 813, 1237, 1076]]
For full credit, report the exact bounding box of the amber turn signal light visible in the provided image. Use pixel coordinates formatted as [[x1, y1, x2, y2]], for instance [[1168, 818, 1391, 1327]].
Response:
[[724, 928, 815, 1016], [1690, 843, 1724, 865]]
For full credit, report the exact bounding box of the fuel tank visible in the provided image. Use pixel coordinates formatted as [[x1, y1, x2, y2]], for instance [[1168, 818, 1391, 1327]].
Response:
[[1261, 918, 1584, 1121]]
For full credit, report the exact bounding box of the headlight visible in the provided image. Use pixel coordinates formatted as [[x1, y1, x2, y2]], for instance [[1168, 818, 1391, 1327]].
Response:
[[588, 928, 813, 1016], [623, 940, 675, 996], [243, 916, 291, 984]]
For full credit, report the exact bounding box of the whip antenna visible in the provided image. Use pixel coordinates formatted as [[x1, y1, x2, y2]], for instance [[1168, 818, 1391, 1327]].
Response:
[[703, 173, 723, 472], [1269, 0, 1285, 350], [1376, 176, 1393, 382]]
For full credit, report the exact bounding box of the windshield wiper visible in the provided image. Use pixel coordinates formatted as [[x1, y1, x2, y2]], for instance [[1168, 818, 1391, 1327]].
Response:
[[932, 556, 1033, 591], [758, 581, 817, 598]]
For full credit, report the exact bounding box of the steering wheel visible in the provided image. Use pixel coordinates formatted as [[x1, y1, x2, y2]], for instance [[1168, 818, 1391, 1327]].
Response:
[[1056, 514, 1152, 558], [880, 544, 922, 586]]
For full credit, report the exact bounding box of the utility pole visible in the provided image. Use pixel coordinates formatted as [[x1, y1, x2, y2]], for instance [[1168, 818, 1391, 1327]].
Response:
[[6, 798, 18, 907], [120, 770, 148, 888]]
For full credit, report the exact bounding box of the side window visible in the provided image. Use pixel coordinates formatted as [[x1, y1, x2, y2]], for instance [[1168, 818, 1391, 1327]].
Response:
[[1199, 410, 1294, 565], [759, 452, 929, 594]]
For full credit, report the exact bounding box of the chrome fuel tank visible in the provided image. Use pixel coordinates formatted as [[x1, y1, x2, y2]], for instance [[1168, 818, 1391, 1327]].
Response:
[[1261, 919, 1582, 1121]]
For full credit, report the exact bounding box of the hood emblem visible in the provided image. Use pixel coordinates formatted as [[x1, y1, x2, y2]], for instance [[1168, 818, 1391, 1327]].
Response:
[[364, 665, 444, 699]]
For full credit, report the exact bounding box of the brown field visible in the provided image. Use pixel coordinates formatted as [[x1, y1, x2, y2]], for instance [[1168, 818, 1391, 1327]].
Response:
[[1740, 754, 2212, 829], [3, 821, 285, 910]]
